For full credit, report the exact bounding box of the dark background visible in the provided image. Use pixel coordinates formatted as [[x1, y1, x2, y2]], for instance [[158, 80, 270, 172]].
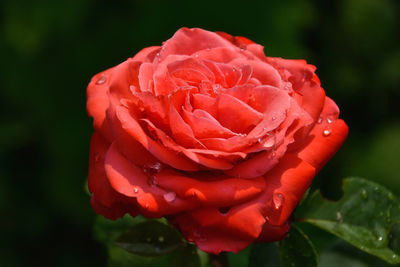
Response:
[[1, 0, 399, 266]]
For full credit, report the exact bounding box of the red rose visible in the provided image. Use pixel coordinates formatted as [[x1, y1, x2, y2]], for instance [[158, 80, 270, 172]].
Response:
[[87, 28, 348, 254]]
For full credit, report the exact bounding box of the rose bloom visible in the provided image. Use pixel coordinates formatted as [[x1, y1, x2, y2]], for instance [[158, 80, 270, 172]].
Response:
[[87, 28, 348, 254]]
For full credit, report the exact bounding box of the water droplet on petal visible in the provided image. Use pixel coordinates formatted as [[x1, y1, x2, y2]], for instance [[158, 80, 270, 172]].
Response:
[[239, 44, 247, 51], [273, 193, 284, 210], [143, 162, 163, 176], [163, 192, 176, 202], [327, 117, 333, 124], [271, 151, 277, 157], [96, 75, 107, 85], [272, 115, 277, 121], [323, 129, 331, 137], [317, 117, 323, 124], [257, 138, 262, 143], [133, 187, 139, 193]]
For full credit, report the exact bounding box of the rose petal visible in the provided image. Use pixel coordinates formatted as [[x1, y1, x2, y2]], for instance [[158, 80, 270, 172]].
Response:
[[182, 108, 237, 139], [88, 132, 118, 207], [141, 117, 234, 170], [171, 203, 266, 254], [168, 104, 205, 148], [192, 93, 218, 117], [194, 47, 248, 63], [261, 154, 316, 226], [159, 28, 237, 61], [87, 70, 113, 141], [105, 142, 196, 216], [138, 63, 154, 93], [217, 93, 264, 133], [295, 97, 348, 171], [156, 170, 265, 207], [90, 195, 137, 220], [116, 104, 200, 171]]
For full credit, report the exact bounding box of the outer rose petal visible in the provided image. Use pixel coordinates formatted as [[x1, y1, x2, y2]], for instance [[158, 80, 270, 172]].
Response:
[[104, 142, 196, 216], [156, 170, 266, 207], [88, 132, 117, 207], [171, 203, 266, 254], [261, 154, 316, 226], [86, 69, 113, 141], [90, 195, 137, 220], [295, 97, 349, 171], [158, 28, 238, 62]]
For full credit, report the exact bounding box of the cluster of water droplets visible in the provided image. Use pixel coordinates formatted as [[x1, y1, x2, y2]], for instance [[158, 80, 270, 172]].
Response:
[[317, 115, 335, 137]]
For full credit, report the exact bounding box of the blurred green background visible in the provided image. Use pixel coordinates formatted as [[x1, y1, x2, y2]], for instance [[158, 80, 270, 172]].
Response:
[[0, 0, 399, 266]]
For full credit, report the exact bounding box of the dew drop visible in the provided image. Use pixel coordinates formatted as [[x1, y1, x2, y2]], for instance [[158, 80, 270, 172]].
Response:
[[271, 151, 277, 157], [257, 138, 262, 143], [133, 187, 139, 193], [96, 75, 107, 85], [143, 162, 163, 176], [323, 129, 331, 137], [273, 193, 284, 210], [361, 189, 368, 199], [327, 117, 333, 124], [163, 192, 176, 202], [378, 236, 383, 241], [317, 117, 323, 124], [272, 115, 277, 121]]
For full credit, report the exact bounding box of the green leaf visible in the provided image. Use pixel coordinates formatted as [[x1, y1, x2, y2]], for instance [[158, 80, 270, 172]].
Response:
[[297, 177, 400, 264], [248, 242, 280, 267], [228, 246, 251, 267], [115, 220, 184, 257], [168, 244, 201, 267], [279, 225, 318, 267]]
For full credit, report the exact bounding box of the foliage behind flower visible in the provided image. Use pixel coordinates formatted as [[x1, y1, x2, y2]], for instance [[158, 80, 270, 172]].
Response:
[[87, 27, 348, 254]]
